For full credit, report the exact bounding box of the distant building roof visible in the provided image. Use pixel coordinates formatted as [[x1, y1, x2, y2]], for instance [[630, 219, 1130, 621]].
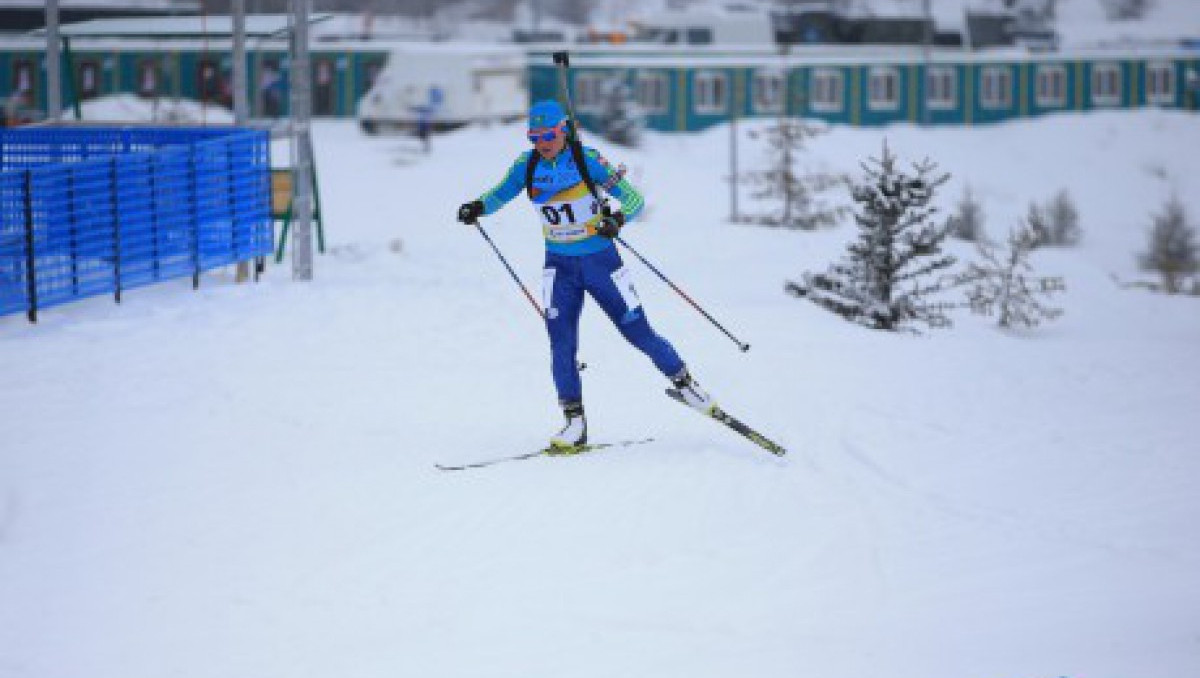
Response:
[[1, 0, 200, 33], [3, 0, 197, 8], [30, 14, 335, 40]]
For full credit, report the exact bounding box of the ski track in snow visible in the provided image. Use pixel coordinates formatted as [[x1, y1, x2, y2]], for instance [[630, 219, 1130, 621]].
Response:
[[837, 434, 1193, 566]]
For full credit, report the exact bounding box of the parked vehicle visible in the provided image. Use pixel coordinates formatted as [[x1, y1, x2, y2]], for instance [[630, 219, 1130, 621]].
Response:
[[356, 44, 527, 135]]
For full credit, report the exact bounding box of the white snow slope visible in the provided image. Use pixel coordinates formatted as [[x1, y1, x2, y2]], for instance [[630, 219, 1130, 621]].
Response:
[[2, 109, 1199, 678]]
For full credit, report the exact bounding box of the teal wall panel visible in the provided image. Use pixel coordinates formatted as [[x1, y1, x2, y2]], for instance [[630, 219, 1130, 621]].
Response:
[[4, 44, 1196, 127]]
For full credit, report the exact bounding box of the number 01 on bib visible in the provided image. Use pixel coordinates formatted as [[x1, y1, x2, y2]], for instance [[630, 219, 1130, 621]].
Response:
[[540, 193, 602, 244]]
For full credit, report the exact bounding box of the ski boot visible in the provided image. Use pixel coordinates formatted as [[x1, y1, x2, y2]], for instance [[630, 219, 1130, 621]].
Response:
[[548, 401, 587, 454], [671, 368, 716, 415]]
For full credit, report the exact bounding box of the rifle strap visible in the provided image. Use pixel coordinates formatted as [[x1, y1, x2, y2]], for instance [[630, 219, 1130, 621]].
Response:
[[523, 131, 612, 208]]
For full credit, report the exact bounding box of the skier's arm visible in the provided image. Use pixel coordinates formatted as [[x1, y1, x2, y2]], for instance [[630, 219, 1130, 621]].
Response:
[[584, 149, 644, 223], [478, 151, 533, 215]]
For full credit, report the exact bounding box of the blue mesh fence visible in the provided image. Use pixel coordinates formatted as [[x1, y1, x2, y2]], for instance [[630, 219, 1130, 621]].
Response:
[[0, 127, 272, 321]]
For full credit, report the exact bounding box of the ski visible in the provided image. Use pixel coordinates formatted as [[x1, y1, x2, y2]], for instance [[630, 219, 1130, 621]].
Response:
[[435, 437, 655, 471], [665, 389, 787, 456]]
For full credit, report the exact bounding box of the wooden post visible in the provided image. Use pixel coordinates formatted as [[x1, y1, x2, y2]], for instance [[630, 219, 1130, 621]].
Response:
[[46, 0, 62, 121]]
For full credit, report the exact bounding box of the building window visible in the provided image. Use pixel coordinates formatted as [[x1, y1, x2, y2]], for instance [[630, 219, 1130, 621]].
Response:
[[752, 69, 785, 113], [137, 60, 160, 98], [1035, 64, 1067, 107], [810, 68, 843, 113], [635, 71, 669, 114], [926, 66, 956, 110], [313, 59, 336, 116], [12, 60, 35, 106], [79, 61, 100, 100], [980, 66, 1012, 110], [259, 58, 285, 117], [363, 60, 384, 91], [693, 70, 728, 114], [197, 59, 225, 104], [867, 66, 900, 111], [1092, 63, 1122, 106], [574, 72, 606, 113], [1145, 61, 1175, 105]]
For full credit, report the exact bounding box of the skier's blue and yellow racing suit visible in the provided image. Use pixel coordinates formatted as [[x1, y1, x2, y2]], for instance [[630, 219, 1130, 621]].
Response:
[[476, 146, 687, 405]]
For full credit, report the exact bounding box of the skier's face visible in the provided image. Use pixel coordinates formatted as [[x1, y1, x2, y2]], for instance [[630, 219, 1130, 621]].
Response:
[[529, 123, 566, 159]]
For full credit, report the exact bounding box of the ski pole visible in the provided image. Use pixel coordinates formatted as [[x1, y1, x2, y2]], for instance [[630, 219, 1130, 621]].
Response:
[[471, 219, 589, 370], [616, 236, 751, 353], [470, 219, 544, 321]]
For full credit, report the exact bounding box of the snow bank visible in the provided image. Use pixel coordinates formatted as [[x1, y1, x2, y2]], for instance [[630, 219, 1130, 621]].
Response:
[[66, 94, 236, 125]]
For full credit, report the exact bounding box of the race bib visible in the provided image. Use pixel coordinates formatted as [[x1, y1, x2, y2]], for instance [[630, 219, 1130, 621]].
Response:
[[539, 193, 603, 243]]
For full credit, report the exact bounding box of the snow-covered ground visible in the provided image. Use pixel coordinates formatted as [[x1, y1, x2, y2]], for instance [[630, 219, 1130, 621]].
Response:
[[66, 94, 235, 125], [2, 109, 1199, 678]]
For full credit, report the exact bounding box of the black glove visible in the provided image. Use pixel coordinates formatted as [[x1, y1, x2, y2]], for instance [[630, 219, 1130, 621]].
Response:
[[596, 208, 625, 239], [457, 200, 484, 225]]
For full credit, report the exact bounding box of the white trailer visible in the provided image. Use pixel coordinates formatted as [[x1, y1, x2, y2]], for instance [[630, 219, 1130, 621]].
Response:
[[356, 43, 527, 135]]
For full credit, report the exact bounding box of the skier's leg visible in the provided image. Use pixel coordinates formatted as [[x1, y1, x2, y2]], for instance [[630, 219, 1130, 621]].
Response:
[[583, 247, 686, 378], [543, 253, 586, 405]]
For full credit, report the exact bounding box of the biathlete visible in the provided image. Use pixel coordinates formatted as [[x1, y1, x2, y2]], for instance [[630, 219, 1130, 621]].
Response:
[[456, 100, 715, 450]]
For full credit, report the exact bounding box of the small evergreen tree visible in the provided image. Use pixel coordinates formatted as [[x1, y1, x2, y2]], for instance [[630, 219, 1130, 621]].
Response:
[[1021, 190, 1082, 247], [948, 184, 986, 242], [736, 119, 847, 229], [1024, 200, 1050, 248], [1045, 189, 1082, 246], [1139, 195, 1198, 294], [598, 74, 643, 148], [954, 225, 1066, 328], [785, 141, 956, 331]]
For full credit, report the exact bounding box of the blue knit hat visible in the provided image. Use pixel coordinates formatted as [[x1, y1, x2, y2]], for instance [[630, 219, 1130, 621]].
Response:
[[528, 100, 566, 129]]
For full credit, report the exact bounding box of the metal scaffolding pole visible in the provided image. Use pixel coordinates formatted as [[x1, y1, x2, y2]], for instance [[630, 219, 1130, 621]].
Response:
[[46, 0, 62, 121], [291, 0, 314, 281], [922, 0, 932, 126], [232, 0, 249, 124], [232, 0, 251, 283]]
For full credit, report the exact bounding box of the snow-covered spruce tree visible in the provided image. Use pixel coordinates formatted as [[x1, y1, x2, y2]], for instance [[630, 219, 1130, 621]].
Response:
[[1024, 200, 1050, 248], [1139, 195, 1198, 294], [598, 74, 643, 148], [1044, 188, 1082, 246], [736, 118, 847, 229], [952, 225, 1066, 328], [785, 141, 956, 331], [948, 184, 986, 242]]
